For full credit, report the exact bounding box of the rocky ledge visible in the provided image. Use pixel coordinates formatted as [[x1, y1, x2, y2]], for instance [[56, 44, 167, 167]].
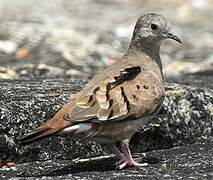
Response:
[[0, 79, 213, 179], [1, 141, 213, 179]]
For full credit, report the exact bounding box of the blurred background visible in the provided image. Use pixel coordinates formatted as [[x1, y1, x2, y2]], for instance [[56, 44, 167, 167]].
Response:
[[0, 0, 212, 84]]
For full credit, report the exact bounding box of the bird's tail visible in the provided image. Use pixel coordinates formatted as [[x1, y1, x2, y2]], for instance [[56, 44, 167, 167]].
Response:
[[20, 126, 61, 145], [20, 102, 73, 145]]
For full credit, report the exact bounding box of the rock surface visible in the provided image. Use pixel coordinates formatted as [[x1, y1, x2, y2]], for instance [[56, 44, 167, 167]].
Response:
[[1, 141, 213, 179], [0, 79, 212, 178], [166, 70, 213, 89]]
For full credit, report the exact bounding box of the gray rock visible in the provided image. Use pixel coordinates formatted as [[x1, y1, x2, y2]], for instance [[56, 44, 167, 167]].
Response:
[[1, 141, 213, 179], [0, 79, 212, 167], [166, 70, 213, 89]]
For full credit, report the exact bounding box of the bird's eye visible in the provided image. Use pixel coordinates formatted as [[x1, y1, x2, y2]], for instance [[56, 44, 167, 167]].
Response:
[[150, 24, 158, 30]]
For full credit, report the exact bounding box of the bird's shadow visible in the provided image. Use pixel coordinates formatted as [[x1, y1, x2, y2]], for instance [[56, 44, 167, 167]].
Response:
[[45, 154, 161, 176]]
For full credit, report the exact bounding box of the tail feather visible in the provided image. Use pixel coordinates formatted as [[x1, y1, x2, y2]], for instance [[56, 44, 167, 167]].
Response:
[[20, 127, 61, 145], [21, 127, 49, 142]]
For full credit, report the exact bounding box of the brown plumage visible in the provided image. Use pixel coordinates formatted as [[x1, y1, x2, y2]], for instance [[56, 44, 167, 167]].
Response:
[[20, 13, 181, 169]]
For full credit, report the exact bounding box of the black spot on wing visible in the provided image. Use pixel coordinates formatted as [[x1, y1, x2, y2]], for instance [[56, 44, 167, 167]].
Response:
[[108, 109, 114, 119], [93, 87, 100, 94], [109, 99, 114, 108], [120, 86, 130, 112], [143, 85, 149, 89], [88, 95, 93, 102], [113, 66, 141, 87]]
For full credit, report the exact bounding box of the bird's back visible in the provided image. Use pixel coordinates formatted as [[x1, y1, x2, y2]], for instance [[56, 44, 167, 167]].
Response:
[[69, 52, 164, 123]]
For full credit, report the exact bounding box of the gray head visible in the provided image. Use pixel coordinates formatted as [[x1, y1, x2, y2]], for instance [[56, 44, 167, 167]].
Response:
[[130, 13, 181, 49], [128, 13, 181, 73]]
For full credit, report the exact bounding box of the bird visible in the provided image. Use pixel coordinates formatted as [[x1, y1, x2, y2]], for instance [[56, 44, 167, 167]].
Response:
[[20, 13, 181, 169]]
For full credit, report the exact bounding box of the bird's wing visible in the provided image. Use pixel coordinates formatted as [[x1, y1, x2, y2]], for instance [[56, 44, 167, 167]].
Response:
[[65, 63, 164, 123]]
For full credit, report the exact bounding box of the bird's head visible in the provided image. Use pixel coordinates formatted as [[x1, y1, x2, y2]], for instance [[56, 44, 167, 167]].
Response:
[[131, 13, 182, 45]]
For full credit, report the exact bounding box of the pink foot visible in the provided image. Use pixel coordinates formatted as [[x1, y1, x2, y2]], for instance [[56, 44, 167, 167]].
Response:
[[118, 158, 148, 169], [117, 140, 148, 169]]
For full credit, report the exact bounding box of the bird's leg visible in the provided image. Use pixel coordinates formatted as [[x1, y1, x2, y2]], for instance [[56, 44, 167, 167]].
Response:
[[118, 139, 148, 169], [107, 143, 125, 165]]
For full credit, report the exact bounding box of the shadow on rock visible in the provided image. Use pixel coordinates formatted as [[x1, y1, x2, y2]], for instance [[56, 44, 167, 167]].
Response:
[[17, 155, 161, 177]]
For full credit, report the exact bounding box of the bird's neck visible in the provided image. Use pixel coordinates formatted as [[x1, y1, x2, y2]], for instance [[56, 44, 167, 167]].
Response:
[[128, 38, 163, 75]]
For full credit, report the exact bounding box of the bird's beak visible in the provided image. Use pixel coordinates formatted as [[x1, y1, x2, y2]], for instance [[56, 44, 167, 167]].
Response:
[[164, 32, 182, 44]]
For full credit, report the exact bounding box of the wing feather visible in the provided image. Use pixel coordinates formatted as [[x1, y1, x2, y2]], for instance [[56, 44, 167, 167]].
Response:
[[65, 64, 163, 123]]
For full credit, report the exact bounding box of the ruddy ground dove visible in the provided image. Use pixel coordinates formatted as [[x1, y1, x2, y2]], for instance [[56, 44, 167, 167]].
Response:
[[21, 13, 181, 169]]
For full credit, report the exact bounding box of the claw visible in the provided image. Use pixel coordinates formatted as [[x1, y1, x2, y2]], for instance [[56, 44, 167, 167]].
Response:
[[117, 158, 148, 169]]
